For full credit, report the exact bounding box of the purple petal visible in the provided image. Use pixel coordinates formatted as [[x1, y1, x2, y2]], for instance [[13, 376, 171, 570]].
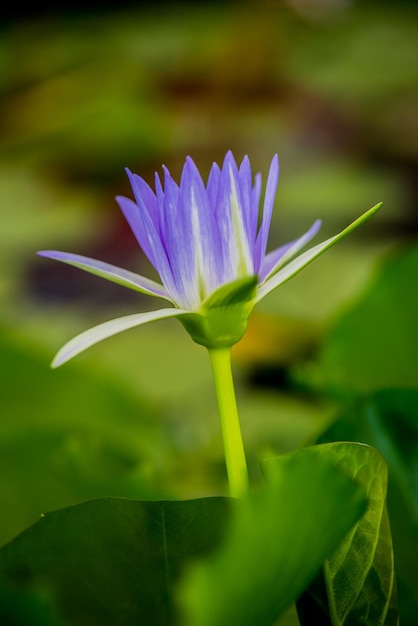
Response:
[[206, 162, 221, 208], [251, 172, 262, 269], [126, 169, 159, 229], [238, 155, 254, 242], [254, 154, 279, 270], [116, 195, 178, 299], [216, 152, 253, 280], [154, 171, 165, 229], [116, 196, 157, 267], [178, 157, 224, 303], [159, 164, 198, 308], [158, 166, 180, 258]]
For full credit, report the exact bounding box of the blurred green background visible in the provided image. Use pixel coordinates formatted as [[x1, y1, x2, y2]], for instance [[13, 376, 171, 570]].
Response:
[[1, 0, 417, 555]]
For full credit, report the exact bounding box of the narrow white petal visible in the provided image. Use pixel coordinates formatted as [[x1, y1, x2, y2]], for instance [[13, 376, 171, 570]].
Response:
[[38, 251, 172, 301], [256, 203, 383, 303], [52, 308, 189, 368]]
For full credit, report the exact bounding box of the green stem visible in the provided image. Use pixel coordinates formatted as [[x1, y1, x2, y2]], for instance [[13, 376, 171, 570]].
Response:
[[208, 347, 248, 498]]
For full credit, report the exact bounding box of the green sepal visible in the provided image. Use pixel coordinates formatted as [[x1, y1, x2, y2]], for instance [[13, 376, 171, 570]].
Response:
[[179, 276, 257, 348], [203, 276, 258, 308]]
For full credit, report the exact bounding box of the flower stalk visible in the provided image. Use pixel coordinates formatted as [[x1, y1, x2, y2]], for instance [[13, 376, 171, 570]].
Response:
[[208, 347, 248, 498]]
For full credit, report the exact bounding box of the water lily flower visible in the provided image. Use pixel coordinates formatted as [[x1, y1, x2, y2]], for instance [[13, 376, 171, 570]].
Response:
[[38, 151, 381, 497], [38, 151, 381, 368]]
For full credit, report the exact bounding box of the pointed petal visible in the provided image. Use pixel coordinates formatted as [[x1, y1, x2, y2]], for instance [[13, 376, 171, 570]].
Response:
[[216, 152, 253, 280], [51, 308, 189, 368], [159, 165, 180, 261], [260, 219, 322, 282], [125, 169, 159, 228], [238, 155, 253, 241], [116, 195, 177, 300], [154, 171, 165, 228], [160, 164, 217, 308], [116, 195, 158, 268], [154, 168, 185, 303], [176, 157, 223, 305], [37, 251, 173, 301], [206, 161, 221, 208], [251, 172, 262, 271], [251, 172, 262, 233], [160, 162, 199, 308], [256, 203, 383, 303], [256, 154, 279, 266]]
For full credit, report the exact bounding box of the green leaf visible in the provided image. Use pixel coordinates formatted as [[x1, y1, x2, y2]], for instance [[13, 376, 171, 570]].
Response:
[[318, 390, 417, 625], [179, 447, 366, 626], [293, 442, 398, 625], [0, 497, 230, 626]]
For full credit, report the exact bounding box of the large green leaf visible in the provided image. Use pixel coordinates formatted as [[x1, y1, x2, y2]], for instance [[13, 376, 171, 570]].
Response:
[[292, 443, 398, 625], [0, 497, 230, 626], [318, 390, 418, 626], [179, 446, 366, 626]]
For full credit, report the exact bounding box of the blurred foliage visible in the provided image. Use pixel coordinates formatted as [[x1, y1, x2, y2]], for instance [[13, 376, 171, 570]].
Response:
[[317, 241, 418, 392], [0, 580, 63, 626], [0, 326, 178, 546], [0, 0, 417, 622]]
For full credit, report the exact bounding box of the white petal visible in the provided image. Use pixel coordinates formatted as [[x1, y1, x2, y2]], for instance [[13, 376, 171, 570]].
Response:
[[256, 203, 383, 303], [52, 308, 189, 368], [38, 251, 172, 301]]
